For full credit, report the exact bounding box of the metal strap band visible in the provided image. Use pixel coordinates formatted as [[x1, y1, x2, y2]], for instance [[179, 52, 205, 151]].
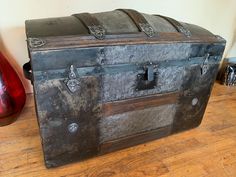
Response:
[[156, 15, 191, 37], [73, 13, 106, 40], [117, 9, 155, 37]]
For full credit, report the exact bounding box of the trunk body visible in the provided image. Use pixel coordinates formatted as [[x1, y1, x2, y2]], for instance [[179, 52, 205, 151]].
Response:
[[24, 9, 226, 168]]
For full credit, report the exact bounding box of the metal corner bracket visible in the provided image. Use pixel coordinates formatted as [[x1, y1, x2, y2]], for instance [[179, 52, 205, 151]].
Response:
[[28, 38, 46, 48], [88, 25, 106, 40], [139, 23, 155, 37]]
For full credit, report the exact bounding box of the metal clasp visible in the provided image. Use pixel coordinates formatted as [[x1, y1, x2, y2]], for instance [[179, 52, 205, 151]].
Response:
[[201, 53, 210, 75], [136, 62, 157, 91], [143, 63, 154, 81], [64, 65, 80, 93]]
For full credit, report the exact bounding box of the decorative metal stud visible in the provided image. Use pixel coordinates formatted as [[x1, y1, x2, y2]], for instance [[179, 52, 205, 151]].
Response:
[[68, 123, 79, 133], [192, 98, 198, 106], [64, 65, 80, 93]]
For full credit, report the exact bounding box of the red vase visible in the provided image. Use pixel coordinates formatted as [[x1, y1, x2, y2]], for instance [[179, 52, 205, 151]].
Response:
[[0, 52, 26, 126]]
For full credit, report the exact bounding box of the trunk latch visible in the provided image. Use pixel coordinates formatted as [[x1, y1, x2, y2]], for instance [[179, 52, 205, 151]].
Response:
[[144, 64, 154, 81], [136, 62, 157, 91]]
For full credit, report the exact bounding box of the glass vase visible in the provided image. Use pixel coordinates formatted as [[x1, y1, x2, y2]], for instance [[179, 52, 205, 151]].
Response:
[[0, 52, 26, 126]]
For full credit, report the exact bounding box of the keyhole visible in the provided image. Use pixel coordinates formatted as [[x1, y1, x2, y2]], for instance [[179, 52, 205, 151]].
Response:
[[144, 69, 148, 81]]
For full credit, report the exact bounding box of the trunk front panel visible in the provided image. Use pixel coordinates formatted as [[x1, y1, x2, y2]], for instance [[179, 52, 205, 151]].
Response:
[[31, 42, 224, 167]]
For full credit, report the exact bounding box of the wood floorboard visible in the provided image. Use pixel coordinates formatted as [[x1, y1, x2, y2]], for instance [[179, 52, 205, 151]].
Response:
[[0, 83, 236, 177]]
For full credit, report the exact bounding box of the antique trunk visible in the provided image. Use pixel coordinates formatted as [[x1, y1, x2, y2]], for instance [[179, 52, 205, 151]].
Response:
[[23, 9, 226, 168]]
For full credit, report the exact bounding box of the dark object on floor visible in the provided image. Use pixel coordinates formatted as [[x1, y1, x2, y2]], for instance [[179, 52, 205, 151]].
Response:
[[223, 65, 236, 86], [23, 9, 226, 168], [0, 52, 26, 126], [219, 58, 236, 86]]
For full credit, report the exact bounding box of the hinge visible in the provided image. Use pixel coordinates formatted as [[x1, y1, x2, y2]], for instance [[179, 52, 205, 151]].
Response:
[[201, 53, 210, 75], [64, 65, 80, 93]]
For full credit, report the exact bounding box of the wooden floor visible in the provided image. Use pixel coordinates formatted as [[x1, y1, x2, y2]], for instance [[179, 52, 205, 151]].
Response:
[[1, 83, 236, 177]]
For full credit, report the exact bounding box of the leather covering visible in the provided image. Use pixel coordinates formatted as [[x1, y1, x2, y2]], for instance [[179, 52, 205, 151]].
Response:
[[25, 9, 212, 38]]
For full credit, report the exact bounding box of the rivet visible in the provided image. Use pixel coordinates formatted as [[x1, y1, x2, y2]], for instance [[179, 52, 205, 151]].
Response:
[[68, 123, 78, 133], [192, 98, 198, 106]]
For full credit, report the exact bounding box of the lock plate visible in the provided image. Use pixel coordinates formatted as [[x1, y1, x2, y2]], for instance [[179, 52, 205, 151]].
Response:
[[136, 73, 157, 91], [135, 63, 157, 91], [135, 62, 157, 91]]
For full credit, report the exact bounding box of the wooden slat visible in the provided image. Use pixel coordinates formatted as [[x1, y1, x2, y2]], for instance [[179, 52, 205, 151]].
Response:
[[100, 125, 172, 154], [28, 32, 225, 51], [102, 92, 180, 117]]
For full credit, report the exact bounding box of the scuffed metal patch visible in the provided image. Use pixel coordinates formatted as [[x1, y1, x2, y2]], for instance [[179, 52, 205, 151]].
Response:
[[102, 66, 184, 102], [33, 75, 101, 167], [172, 63, 221, 133], [30, 40, 225, 168], [104, 43, 193, 65], [99, 104, 176, 143]]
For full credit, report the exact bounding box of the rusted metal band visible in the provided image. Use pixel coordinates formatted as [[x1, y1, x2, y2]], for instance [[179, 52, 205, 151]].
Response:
[[117, 9, 155, 37], [73, 13, 106, 40], [156, 15, 191, 37]]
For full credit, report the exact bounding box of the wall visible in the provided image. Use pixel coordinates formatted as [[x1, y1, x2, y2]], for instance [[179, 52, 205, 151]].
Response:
[[0, 0, 236, 93]]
